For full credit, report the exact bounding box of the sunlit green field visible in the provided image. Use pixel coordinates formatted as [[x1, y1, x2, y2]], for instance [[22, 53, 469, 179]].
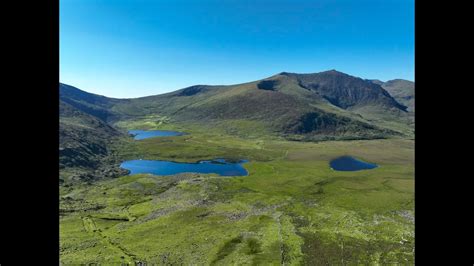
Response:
[[60, 119, 414, 265]]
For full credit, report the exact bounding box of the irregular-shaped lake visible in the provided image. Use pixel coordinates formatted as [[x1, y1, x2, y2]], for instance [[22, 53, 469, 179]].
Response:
[[330, 156, 378, 171], [128, 130, 184, 140], [120, 159, 249, 176]]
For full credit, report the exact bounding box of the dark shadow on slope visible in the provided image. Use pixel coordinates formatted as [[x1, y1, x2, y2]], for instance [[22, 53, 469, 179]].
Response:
[[257, 80, 280, 91]]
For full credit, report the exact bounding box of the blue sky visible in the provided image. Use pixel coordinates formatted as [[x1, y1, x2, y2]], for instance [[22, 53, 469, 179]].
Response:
[[60, 0, 414, 98]]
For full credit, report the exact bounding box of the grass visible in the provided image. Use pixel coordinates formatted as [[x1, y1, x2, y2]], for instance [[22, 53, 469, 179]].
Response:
[[60, 118, 414, 264]]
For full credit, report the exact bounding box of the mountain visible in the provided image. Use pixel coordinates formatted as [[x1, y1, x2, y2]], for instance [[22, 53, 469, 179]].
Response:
[[113, 70, 411, 139], [59, 70, 414, 178], [60, 83, 127, 122], [378, 79, 415, 112], [282, 70, 407, 111], [58, 70, 415, 180], [59, 86, 129, 182]]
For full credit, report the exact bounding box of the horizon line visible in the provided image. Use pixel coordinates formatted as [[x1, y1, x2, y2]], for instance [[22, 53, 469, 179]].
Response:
[[60, 69, 414, 99]]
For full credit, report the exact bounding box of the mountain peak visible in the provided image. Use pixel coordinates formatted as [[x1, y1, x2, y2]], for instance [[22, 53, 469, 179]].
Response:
[[323, 69, 342, 74], [273, 70, 407, 111], [278, 69, 346, 77]]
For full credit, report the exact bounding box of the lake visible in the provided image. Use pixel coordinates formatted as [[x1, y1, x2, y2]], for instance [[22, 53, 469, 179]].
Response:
[[120, 158, 249, 176], [329, 156, 378, 171], [128, 130, 184, 140]]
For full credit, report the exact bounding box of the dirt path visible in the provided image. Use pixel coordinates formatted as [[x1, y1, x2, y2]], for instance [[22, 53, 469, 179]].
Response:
[[273, 212, 285, 266], [334, 214, 348, 265], [82, 216, 138, 263]]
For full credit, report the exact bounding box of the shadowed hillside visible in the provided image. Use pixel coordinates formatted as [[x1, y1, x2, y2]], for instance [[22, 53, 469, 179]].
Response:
[[59, 99, 128, 182], [60, 83, 128, 122]]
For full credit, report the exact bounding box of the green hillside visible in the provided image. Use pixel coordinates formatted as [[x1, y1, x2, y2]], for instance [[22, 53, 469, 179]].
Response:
[[109, 70, 413, 140]]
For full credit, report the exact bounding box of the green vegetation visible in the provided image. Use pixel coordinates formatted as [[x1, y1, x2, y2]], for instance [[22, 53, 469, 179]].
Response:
[[60, 119, 414, 264]]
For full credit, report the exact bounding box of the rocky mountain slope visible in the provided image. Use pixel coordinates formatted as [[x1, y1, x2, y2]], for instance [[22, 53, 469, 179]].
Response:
[[59, 90, 128, 182]]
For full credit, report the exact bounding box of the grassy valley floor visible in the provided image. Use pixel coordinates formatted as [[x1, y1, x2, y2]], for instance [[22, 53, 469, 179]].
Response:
[[60, 119, 414, 265]]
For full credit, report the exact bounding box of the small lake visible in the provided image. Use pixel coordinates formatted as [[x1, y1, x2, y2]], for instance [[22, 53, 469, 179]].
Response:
[[120, 159, 249, 176], [128, 130, 184, 140], [330, 156, 378, 171]]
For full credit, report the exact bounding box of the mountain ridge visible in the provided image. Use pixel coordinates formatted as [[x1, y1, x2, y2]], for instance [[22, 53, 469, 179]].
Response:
[[60, 70, 414, 141]]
